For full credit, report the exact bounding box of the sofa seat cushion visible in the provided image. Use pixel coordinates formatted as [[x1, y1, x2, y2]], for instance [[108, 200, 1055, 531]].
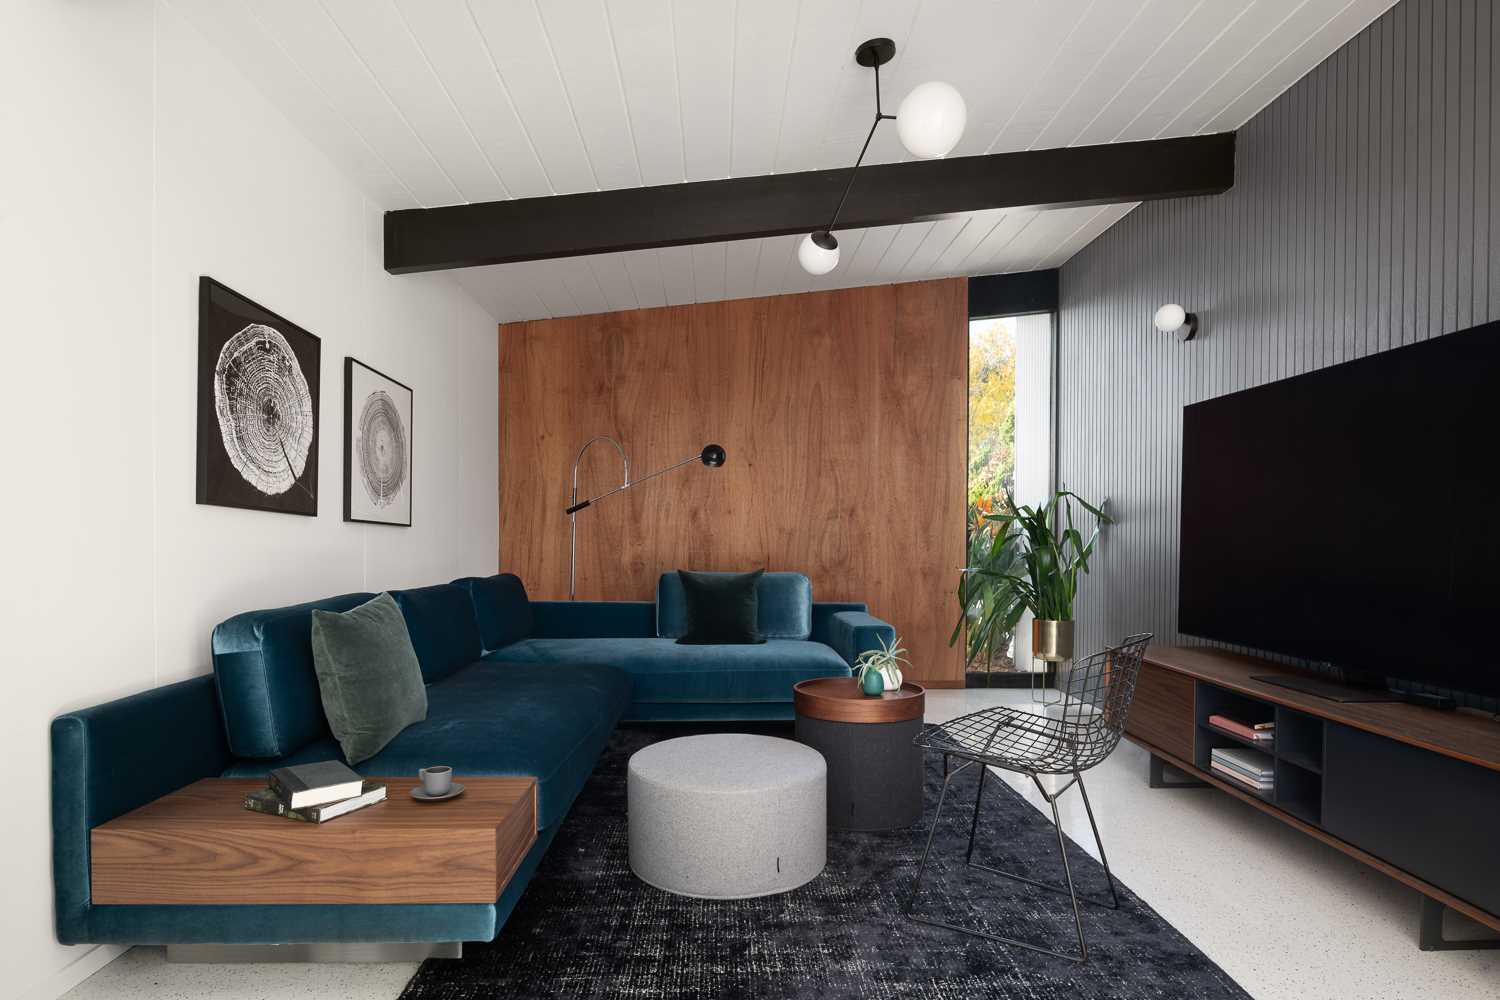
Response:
[[222, 661, 630, 829], [485, 638, 849, 703]]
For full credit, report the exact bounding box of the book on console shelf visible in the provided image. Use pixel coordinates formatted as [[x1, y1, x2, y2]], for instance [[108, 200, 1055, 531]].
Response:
[[1206, 714, 1275, 743], [1210, 747, 1275, 791], [1210, 761, 1274, 792], [244, 780, 386, 823]]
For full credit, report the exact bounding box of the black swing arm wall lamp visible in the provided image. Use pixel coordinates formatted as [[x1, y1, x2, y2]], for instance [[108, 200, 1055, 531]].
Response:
[[564, 437, 727, 600]]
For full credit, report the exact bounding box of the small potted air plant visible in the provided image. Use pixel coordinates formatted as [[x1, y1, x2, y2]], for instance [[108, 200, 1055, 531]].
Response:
[[854, 635, 910, 696]]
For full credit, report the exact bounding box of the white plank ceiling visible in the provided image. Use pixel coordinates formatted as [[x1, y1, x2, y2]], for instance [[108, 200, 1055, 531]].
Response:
[[175, 0, 1397, 322]]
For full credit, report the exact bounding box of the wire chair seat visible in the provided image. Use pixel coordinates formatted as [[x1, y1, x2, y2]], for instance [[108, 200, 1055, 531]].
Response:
[[915, 705, 1107, 776]]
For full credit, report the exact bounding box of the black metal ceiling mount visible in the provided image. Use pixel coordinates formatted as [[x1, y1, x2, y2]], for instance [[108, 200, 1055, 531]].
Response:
[[809, 37, 900, 258], [383, 131, 1237, 275]]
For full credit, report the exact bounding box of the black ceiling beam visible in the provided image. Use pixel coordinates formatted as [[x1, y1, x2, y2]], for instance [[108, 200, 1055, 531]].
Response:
[[384, 132, 1235, 275]]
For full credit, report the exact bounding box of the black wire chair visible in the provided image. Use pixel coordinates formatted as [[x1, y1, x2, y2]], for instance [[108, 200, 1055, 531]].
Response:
[[905, 632, 1153, 962]]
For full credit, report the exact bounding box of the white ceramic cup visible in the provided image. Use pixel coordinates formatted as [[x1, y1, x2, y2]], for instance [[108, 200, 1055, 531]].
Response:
[[419, 765, 453, 796]]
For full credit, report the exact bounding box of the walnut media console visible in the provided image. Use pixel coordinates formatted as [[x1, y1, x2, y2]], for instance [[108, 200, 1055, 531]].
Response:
[[1125, 645, 1500, 951]]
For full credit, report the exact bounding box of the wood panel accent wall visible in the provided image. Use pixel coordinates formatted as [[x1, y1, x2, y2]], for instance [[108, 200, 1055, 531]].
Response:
[[499, 279, 967, 686]]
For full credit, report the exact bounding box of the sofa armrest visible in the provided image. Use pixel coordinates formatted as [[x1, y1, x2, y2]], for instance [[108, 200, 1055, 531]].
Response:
[[825, 611, 897, 668], [51, 676, 231, 944]]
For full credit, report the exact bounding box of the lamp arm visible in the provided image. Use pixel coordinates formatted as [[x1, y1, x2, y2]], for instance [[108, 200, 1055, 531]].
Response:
[[564, 452, 702, 514]]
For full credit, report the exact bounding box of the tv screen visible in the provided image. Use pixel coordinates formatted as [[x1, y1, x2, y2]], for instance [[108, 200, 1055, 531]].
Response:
[[1179, 320, 1500, 698]]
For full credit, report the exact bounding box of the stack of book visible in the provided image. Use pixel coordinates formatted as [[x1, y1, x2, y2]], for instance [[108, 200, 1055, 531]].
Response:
[[243, 760, 387, 824], [1207, 713, 1274, 745], [1210, 747, 1275, 793]]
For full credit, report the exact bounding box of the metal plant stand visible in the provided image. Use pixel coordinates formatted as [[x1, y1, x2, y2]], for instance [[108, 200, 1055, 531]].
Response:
[[906, 633, 1153, 962]]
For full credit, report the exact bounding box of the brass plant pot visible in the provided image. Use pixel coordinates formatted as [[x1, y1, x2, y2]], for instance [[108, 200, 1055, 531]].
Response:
[[1031, 619, 1075, 662]]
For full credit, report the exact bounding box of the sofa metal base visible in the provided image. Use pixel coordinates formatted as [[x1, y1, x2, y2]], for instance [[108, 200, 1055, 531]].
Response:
[[166, 942, 462, 963]]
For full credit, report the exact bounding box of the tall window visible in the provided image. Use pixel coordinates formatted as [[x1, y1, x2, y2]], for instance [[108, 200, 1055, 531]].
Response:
[[966, 312, 1054, 683]]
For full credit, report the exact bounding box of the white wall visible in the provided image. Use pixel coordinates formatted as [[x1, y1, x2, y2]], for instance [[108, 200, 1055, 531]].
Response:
[[1, 3, 499, 998], [1011, 312, 1054, 665]]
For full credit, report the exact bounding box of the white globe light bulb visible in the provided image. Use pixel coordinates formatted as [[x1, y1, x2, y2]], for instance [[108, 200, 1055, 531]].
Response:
[[798, 232, 840, 275], [1154, 303, 1187, 333], [896, 81, 967, 159]]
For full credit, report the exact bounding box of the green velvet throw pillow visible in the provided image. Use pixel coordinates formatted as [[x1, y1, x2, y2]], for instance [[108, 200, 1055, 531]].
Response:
[[310, 592, 427, 764], [676, 568, 767, 644]]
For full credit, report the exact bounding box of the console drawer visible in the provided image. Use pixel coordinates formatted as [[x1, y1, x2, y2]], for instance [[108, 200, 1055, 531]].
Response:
[[1125, 660, 1195, 761], [1324, 723, 1500, 916]]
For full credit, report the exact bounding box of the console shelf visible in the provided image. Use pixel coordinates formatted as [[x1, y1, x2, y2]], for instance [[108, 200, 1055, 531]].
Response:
[[1125, 644, 1500, 948]]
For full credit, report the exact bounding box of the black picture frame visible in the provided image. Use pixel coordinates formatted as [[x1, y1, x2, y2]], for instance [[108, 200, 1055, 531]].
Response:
[[343, 357, 413, 527], [195, 277, 320, 516]]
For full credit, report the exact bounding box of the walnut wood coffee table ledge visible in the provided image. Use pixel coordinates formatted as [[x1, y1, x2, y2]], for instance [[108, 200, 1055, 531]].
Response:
[[793, 677, 926, 723], [90, 777, 536, 906]]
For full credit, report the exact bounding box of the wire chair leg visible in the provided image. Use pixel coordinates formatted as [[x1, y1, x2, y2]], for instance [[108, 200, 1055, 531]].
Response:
[[1074, 772, 1119, 909], [907, 765, 1091, 962], [1047, 794, 1089, 963], [964, 763, 988, 865], [905, 762, 958, 917]]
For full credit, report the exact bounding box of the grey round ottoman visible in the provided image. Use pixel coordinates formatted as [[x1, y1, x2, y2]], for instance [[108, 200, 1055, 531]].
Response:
[[628, 734, 826, 899]]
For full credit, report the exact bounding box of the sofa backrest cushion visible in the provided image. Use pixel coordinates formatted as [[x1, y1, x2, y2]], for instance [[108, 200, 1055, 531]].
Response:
[[453, 573, 533, 652], [211, 593, 375, 759], [656, 571, 812, 640], [391, 583, 483, 684]]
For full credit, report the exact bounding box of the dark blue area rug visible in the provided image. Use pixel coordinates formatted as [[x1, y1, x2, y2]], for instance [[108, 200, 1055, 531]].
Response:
[[401, 723, 1249, 999]]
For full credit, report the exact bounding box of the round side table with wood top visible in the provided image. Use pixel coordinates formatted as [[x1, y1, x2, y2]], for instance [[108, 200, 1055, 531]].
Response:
[[792, 677, 926, 831]]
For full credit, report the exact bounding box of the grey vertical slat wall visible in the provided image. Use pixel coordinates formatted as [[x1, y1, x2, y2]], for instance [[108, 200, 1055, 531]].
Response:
[[1058, 0, 1498, 710]]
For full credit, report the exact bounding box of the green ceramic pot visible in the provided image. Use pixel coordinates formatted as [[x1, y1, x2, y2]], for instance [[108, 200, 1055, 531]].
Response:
[[861, 670, 885, 696]]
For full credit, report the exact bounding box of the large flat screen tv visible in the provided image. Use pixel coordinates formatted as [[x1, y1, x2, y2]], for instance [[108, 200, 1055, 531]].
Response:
[[1179, 319, 1500, 698]]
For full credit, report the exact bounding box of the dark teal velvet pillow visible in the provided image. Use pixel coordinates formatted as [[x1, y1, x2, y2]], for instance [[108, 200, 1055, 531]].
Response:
[[675, 569, 767, 645], [310, 593, 428, 765], [391, 583, 483, 684]]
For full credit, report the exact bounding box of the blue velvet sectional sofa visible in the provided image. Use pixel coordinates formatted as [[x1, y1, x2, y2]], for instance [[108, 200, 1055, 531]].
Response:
[[51, 571, 894, 949]]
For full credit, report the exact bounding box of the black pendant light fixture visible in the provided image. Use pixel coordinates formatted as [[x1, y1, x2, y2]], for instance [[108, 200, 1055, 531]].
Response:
[[798, 38, 967, 276]]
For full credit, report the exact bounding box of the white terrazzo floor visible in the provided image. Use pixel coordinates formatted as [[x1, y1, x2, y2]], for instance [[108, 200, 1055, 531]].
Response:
[[64, 687, 1500, 1000]]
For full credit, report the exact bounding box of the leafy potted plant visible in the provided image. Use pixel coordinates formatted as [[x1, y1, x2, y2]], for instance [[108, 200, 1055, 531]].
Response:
[[854, 634, 910, 696], [950, 490, 1111, 667]]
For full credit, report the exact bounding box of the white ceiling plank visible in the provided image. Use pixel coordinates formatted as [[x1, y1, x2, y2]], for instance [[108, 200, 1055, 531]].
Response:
[[753, 235, 798, 298], [1036, 202, 1138, 269], [658, 244, 697, 305], [1162, 0, 1381, 137], [556, 257, 611, 316], [1030, 0, 1201, 150], [961, 210, 1042, 273], [392, 0, 553, 199], [771, 0, 863, 174], [588, 253, 642, 312], [1110, 0, 1304, 142], [174, 0, 418, 208], [929, 209, 1009, 274], [622, 249, 669, 308], [513, 259, 581, 317], [463, 262, 553, 321], [536, 0, 644, 192], [1071, 1, 1255, 146], [691, 242, 729, 302], [252, 0, 462, 205], [839, 224, 901, 286], [899, 217, 972, 278], [674, 0, 736, 180], [724, 239, 763, 300], [993, 205, 1097, 272], [466, 0, 599, 194], [729, 0, 801, 177], [987, 0, 1151, 153], [1202, 0, 1397, 133], [322, 0, 506, 204], [607, 0, 686, 186], [867, 222, 937, 282]]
